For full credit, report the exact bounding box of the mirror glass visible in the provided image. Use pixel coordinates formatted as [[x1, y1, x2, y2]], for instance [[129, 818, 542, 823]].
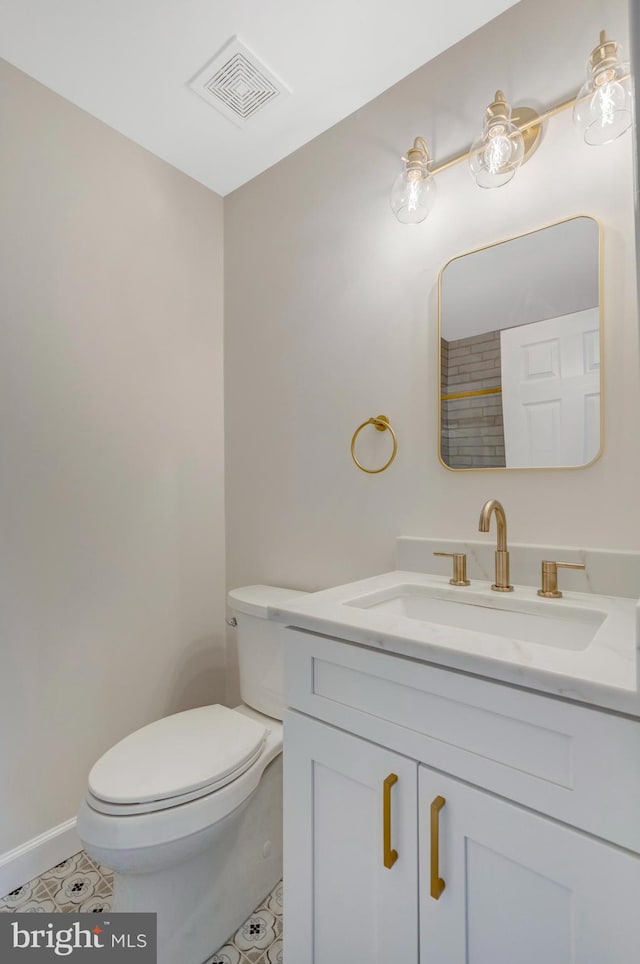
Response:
[[439, 216, 601, 470]]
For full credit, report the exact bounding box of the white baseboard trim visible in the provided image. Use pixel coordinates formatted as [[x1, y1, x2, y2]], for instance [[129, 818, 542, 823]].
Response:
[[0, 818, 82, 897]]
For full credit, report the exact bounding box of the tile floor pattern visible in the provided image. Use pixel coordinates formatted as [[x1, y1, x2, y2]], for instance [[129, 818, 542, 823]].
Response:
[[0, 852, 283, 964]]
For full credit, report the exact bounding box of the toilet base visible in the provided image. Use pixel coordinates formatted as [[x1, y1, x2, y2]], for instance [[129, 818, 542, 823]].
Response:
[[109, 754, 283, 964]]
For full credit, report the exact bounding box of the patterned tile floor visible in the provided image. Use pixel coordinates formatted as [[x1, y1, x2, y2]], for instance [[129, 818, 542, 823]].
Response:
[[0, 852, 113, 913], [207, 881, 282, 964], [1, 852, 283, 964]]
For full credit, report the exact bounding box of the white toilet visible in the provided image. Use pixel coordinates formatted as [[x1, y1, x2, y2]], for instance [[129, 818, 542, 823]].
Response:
[[77, 585, 306, 964]]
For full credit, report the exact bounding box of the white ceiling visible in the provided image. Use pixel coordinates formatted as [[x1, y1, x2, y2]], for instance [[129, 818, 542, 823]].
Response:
[[0, 0, 520, 196]]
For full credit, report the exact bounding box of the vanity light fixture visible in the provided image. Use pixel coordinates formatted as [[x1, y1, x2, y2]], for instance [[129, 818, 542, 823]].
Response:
[[469, 91, 532, 189], [389, 136, 437, 223], [573, 31, 633, 145], [391, 28, 633, 221]]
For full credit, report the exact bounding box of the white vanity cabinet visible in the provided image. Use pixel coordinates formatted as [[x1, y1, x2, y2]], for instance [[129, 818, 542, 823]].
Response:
[[419, 768, 640, 963], [284, 711, 418, 963], [283, 626, 640, 963]]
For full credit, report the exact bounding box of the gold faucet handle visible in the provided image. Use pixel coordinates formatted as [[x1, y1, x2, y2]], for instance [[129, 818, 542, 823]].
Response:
[[433, 552, 470, 587], [537, 560, 586, 599]]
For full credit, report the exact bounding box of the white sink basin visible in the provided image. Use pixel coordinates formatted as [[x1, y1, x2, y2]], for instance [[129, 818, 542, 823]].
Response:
[[269, 569, 638, 714], [344, 584, 606, 651], [270, 570, 640, 716]]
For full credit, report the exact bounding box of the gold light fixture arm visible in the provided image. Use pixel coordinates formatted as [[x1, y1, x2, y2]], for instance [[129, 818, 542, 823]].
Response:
[[403, 137, 432, 175], [409, 136, 431, 162], [428, 80, 629, 177], [393, 28, 630, 219]]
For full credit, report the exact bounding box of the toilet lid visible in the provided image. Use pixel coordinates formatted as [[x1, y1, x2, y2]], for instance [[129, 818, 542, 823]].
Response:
[[88, 705, 267, 806]]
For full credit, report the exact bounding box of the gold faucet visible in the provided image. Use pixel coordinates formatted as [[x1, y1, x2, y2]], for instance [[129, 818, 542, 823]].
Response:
[[478, 499, 514, 592]]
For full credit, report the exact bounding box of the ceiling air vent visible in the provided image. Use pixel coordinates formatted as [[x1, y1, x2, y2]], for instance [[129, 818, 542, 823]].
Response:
[[189, 36, 290, 128]]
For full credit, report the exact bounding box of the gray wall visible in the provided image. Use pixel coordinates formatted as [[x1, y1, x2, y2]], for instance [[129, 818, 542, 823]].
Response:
[[224, 0, 638, 700], [0, 59, 226, 855]]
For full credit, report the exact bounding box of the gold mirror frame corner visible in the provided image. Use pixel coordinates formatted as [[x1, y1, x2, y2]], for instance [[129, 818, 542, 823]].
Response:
[[437, 213, 604, 474]]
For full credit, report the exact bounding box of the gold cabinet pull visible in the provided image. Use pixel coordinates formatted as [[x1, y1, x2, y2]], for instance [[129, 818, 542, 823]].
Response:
[[383, 773, 399, 869], [430, 795, 446, 899]]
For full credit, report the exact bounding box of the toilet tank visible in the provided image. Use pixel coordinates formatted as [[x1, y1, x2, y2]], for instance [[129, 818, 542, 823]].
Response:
[[227, 585, 309, 720]]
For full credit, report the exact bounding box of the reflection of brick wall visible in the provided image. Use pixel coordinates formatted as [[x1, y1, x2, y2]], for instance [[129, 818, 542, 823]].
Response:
[[441, 331, 506, 468]]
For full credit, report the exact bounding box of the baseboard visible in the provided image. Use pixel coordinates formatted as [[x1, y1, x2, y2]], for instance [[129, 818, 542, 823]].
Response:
[[0, 818, 82, 897]]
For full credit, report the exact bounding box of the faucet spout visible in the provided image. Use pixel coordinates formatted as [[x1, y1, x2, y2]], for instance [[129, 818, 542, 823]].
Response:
[[478, 498, 508, 551], [478, 499, 513, 591]]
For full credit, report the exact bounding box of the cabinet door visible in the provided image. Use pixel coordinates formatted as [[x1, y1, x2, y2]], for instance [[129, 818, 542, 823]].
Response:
[[284, 710, 418, 964], [419, 767, 640, 963]]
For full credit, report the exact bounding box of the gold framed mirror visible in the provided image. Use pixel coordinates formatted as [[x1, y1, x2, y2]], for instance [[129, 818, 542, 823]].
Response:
[[438, 215, 602, 471]]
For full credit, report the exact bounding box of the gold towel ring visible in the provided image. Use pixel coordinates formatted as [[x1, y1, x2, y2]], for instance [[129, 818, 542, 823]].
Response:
[[351, 415, 398, 474]]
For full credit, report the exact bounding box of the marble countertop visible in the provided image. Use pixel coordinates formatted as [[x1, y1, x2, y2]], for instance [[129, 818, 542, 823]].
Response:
[[270, 570, 640, 717]]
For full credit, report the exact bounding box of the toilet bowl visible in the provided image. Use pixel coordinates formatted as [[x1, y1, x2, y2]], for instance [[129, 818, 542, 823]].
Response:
[[76, 585, 306, 964]]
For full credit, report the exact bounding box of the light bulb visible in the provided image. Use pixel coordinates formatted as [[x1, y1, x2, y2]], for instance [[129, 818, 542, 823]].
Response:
[[469, 92, 525, 189], [573, 35, 633, 145], [390, 138, 437, 224], [483, 125, 514, 173]]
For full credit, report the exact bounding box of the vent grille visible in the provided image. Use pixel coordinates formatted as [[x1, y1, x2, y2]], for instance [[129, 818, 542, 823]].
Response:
[[189, 37, 289, 128], [205, 52, 279, 120]]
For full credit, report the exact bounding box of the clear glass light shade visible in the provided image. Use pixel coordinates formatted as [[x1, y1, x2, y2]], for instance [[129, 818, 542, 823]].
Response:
[[573, 50, 633, 146], [469, 112, 525, 189], [390, 161, 437, 224]]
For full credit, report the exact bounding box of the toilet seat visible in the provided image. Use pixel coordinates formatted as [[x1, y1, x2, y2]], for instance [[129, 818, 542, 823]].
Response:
[[87, 741, 266, 815], [88, 705, 267, 815], [78, 710, 283, 854]]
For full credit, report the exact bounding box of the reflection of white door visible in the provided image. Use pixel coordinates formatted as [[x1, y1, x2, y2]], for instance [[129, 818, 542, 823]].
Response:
[[500, 308, 600, 467]]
